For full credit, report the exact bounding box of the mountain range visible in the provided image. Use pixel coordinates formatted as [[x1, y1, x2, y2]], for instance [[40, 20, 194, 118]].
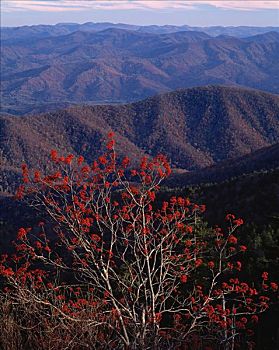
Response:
[[1, 25, 279, 114], [1, 86, 279, 193], [2, 22, 279, 41]]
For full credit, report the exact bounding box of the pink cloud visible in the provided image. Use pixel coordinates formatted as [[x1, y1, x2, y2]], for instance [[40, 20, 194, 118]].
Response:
[[2, 0, 279, 13], [193, 1, 279, 10]]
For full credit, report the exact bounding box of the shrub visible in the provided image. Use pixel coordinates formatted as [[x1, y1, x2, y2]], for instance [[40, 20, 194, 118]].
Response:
[[0, 134, 277, 349]]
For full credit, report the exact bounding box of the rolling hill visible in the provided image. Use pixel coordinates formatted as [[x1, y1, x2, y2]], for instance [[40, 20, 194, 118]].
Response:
[[1, 86, 279, 193]]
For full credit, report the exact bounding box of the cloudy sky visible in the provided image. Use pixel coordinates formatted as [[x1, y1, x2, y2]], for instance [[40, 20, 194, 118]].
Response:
[[1, 1, 279, 27]]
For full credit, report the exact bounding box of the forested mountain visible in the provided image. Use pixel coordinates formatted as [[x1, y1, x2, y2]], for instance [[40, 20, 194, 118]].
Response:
[[1, 86, 279, 193]]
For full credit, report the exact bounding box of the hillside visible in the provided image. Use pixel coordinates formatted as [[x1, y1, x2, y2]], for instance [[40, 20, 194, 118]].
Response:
[[1, 28, 279, 114], [167, 142, 279, 186], [1, 86, 279, 193]]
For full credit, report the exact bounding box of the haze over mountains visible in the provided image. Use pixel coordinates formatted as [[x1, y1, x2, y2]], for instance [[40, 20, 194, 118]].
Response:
[[2, 22, 279, 41], [1, 86, 279, 193], [1, 23, 279, 115]]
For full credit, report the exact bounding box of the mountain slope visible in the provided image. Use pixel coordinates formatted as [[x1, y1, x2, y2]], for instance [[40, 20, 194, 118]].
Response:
[[167, 143, 279, 187], [1, 86, 279, 193], [1, 29, 279, 114]]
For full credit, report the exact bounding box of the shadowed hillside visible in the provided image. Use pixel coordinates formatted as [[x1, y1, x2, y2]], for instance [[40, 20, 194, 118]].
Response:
[[167, 143, 279, 186]]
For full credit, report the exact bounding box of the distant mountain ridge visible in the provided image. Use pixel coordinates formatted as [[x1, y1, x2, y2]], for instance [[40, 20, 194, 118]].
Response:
[[1, 86, 279, 193], [2, 22, 279, 41], [1, 26, 279, 114]]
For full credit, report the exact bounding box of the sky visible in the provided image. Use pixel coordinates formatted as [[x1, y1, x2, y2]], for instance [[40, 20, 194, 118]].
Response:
[[1, 1, 279, 27]]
